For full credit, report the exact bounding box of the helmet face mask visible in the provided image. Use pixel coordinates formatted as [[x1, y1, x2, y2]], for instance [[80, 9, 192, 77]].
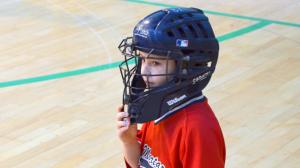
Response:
[[119, 37, 179, 101], [118, 7, 219, 124]]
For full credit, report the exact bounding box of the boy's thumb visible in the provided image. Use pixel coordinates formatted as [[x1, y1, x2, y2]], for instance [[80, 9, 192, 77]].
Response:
[[117, 105, 124, 112]]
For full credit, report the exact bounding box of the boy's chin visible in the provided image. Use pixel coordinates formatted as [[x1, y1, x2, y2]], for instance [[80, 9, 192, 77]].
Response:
[[145, 82, 159, 89], [146, 83, 155, 89], [145, 80, 170, 89]]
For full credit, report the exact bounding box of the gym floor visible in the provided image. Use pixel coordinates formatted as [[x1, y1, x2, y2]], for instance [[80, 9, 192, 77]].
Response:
[[0, 0, 299, 167]]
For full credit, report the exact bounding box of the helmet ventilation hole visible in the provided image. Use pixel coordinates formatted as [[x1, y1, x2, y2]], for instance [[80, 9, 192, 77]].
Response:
[[196, 23, 208, 38], [187, 24, 198, 38], [170, 18, 175, 23], [178, 15, 184, 19], [167, 30, 175, 37], [177, 27, 186, 37], [187, 13, 193, 17], [181, 49, 195, 55]]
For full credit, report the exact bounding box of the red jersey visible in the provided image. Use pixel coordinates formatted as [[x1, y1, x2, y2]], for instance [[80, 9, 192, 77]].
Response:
[[126, 98, 226, 168]]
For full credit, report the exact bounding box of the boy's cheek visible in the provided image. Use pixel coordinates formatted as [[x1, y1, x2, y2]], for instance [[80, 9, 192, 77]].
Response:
[[153, 76, 168, 86]]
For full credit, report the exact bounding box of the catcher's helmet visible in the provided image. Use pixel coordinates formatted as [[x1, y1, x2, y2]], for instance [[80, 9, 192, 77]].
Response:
[[119, 7, 219, 124]]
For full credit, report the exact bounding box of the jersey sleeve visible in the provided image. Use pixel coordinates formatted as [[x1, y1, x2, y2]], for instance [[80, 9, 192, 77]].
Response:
[[180, 119, 226, 168]]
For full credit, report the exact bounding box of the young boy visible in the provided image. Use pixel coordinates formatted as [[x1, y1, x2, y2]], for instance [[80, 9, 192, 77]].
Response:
[[117, 7, 226, 168]]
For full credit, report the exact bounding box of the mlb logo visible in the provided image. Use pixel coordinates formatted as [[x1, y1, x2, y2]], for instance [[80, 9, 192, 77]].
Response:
[[176, 39, 189, 47]]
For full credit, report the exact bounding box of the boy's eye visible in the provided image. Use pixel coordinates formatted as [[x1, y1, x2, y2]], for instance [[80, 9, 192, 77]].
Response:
[[151, 61, 160, 66]]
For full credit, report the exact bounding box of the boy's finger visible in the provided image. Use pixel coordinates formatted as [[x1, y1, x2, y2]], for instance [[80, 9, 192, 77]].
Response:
[[118, 118, 131, 128], [117, 120, 129, 128], [116, 112, 129, 121]]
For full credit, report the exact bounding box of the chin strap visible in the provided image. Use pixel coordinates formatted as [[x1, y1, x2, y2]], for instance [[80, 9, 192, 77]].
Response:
[[154, 94, 205, 124]]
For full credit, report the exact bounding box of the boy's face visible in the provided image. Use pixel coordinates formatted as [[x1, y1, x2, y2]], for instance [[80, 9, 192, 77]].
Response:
[[140, 51, 176, 88]]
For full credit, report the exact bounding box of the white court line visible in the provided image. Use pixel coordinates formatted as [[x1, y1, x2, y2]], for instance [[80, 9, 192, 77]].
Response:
[[71, 1, 113, 63], [72, 1, 111, 28], [71, 1, 139, 35], [46, 0, 112, 63], [97, 15, 141, 34]]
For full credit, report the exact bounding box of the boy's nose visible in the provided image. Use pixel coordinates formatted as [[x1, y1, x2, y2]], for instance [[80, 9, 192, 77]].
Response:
[[141, 64, 151, 75], [141, 64, 152, 85]]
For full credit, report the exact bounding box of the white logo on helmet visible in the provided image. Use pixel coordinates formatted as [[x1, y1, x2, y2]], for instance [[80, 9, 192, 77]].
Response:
[[176, 39, 188, 47], [135, 25, 149, 38], [167, 95, 187, 106], [192, 71, 211, 85]]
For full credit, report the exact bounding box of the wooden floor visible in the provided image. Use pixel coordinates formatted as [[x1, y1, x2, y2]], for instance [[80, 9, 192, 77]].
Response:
[[0, 0, 299, 167]]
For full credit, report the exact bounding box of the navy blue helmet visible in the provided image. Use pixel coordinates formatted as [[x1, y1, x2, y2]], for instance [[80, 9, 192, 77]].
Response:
[[118, 7, 219, 123]]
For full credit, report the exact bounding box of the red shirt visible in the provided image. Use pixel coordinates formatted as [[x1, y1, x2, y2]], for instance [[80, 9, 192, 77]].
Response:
[[127, 99, 226, 168]]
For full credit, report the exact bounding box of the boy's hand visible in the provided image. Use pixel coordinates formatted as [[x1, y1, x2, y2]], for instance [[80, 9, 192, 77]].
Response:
[[116, 106, 137, 144]]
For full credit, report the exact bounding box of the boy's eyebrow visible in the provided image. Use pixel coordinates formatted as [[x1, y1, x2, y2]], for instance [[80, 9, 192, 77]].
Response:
[[139, 52, 169, 60], [141, 55, 169, 60]]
